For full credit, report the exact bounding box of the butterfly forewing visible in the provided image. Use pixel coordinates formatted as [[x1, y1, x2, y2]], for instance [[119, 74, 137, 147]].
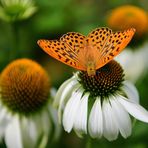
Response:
[[60, 32, 86, 54], [37, 39, 85, 70], [60, 32, 87, 69], [96, 28, 136, 69], [86, 27, 112, 50]]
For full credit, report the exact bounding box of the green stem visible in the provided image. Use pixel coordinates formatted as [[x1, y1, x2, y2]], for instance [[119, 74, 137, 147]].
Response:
[[9, 21, 20, 61], [85, 136, 92, 148]]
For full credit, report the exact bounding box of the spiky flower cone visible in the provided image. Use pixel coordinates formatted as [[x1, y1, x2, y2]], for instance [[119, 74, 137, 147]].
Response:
[[0, 58, 50, 115]]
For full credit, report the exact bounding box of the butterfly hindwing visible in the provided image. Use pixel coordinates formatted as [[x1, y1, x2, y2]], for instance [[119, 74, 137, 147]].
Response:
[[96, 28, 136, 69], [37, 39, 85, 70]]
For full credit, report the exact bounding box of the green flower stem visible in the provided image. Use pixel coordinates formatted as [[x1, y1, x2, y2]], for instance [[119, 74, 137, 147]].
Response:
[[85, 136, 92, 148], [10, 21, 20, 60]]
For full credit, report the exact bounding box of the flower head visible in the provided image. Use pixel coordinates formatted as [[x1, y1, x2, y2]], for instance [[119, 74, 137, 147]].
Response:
[[78, 60, 124, 97], [0, 58, 60, 147], [54, 60, 148, 141], [0, 58, 50, 115], [0, 0, 37, 22], [107, 5, 148, 37]]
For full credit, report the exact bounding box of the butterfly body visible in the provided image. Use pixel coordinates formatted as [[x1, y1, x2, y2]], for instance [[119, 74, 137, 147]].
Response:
[[79, 45, 99, 76], [37, 27, 135, 76], [86, 61, 96, 76]]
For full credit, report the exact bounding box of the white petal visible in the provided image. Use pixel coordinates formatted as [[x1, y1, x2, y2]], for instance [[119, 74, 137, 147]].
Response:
[[53, 77, 77, 107], [50, 87, 57, 99], [122, 81, 139, 103], [48, 105, 61, 141], [102, 99, 118, 141], [74, 93, 89, 134], [62, 87, 84, 132], [54, 77, 80, 123], [118, 95, 148, 123], [115, 49, 132, 68], [5, 116, 23, 148], [58, 83, 81, 123], [22, 111, 51, 148], [0, 107, 12, 138], [88, 97, 103, 138], [116, 49, 145, 82], [40, 111, 51, 135], [34, 111, 50, 148], [110, 96, 132, 138], [0, 103, 12, 124], [19, 117, 39, 148]]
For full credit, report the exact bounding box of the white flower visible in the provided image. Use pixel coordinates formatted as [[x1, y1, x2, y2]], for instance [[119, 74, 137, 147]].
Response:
[[138, 42, 148, 70], [115, 42, 148, 82], [0, 59, 61, 147], [0, 89, 60, 148], [54, 61, 148, 141]]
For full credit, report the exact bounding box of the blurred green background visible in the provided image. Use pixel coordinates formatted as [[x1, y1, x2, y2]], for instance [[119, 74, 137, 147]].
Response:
[[0, 0, 148, 147]]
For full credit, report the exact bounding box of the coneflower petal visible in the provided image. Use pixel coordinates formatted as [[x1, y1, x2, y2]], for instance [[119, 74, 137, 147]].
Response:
[[62, 87, 84, 133], [88, 97, 103, 138]]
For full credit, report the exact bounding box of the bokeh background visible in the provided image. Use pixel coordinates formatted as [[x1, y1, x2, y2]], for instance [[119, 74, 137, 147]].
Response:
[[0, 0, 148, 147]]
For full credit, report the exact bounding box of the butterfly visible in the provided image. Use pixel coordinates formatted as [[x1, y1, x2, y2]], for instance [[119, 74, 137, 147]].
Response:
[[37, 27, 135, 76]]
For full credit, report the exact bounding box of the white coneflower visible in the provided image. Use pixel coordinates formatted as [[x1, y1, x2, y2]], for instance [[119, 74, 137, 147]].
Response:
[[0, 59, 60, 148], [116, 42, 148, 82], [54, 60, 148, 141]]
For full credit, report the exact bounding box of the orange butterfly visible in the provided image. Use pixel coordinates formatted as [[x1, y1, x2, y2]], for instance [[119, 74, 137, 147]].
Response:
[[37, 27, 135, 76]]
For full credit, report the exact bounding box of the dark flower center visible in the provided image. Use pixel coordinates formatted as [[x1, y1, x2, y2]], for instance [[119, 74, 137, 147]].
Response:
[[78, 60, 124, 98]]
